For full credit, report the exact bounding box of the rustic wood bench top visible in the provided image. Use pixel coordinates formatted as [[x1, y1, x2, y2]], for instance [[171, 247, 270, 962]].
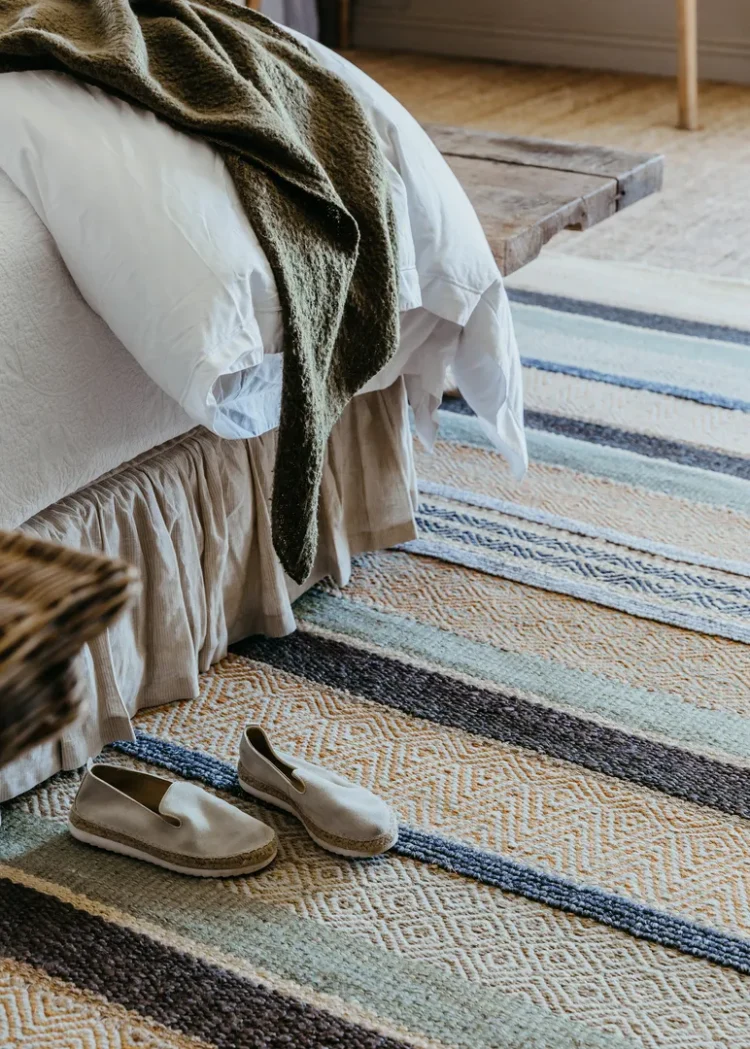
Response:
[[426, 124, 664, 276]]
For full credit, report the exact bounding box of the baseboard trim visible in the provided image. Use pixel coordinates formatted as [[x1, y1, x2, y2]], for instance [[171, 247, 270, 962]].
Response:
[[354, 14, 750, 84]]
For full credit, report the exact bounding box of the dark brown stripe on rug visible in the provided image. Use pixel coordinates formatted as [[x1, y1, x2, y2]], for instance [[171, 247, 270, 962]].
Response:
[[506, 288, 750, 346], [231, 631, 750, 819], [0, 877, 413, 1049], [440, 397, 750, 479]]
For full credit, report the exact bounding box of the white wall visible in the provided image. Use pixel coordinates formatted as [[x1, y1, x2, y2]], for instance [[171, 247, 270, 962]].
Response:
[[354, 0, 750, 84]]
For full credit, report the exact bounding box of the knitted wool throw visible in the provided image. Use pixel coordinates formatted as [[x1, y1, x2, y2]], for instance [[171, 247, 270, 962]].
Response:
[[0, 0, 400, 583]]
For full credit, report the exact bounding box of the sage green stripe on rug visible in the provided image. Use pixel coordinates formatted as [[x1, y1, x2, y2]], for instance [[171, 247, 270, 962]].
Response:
[[295, 590, 750, 763], [513, 300, 750, 402], [0, 809, 632, 1049], [437, 409, 750, 515]]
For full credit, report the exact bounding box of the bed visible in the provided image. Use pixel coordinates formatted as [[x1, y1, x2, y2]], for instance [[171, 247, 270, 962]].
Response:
[[0, 31, 526, 803]]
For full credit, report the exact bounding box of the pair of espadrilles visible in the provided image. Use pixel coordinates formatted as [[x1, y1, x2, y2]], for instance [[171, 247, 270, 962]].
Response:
[[68, 725, 398, 876]]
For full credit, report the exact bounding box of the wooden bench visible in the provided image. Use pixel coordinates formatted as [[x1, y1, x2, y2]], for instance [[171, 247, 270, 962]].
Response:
[[426, 124, 664, 277]]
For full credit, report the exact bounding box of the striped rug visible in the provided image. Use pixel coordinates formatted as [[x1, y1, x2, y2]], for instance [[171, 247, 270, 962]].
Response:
[[2, 285, 750, 1048]]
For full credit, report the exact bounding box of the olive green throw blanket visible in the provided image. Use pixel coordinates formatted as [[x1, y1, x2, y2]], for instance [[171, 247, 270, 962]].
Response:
[[0, 0, 399, 584]]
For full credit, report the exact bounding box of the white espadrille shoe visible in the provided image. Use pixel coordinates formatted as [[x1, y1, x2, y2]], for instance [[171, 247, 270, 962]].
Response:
[[237, 725, 398, 859], [69, 763, 277, 877]]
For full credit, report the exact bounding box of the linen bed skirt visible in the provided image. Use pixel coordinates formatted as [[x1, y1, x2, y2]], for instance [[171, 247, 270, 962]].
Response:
[[0, 381, 417, 803]]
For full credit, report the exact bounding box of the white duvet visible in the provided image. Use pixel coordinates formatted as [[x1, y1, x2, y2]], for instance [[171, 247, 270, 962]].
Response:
[[0, 31, 527, 513]]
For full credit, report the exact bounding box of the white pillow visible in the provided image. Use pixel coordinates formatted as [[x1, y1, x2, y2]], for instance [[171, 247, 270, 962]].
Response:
[[0, 66, 422, 440], [0, 69, 283, 437]]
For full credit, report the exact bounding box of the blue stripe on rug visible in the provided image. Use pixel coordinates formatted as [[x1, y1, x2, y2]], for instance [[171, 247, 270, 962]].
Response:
[[403, 534, 750, 643], [417, 503, 750, 606], [507, 288, 750, 346], [417, 479, 750, 578], [111, 732, 750, 978], [520, 357, 750, 413]]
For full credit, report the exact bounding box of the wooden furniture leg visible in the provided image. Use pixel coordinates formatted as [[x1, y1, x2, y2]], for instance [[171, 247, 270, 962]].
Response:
[[677, 0, 699, 130], [339, 0, 351, 49]]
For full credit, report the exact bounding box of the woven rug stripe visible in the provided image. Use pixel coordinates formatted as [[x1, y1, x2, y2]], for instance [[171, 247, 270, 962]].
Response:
[[524, 371, 749, 457], [0, 956, 216, 1049], [324, 550, 750, 712], [415, 503, 750, 602], [230, 629, 750, 817], [101, 732, 750, 979], [506, 287, 750, 345], [402, 535, 750, 644], [417, 479, 750, 576], [438, 411, 750, 514], [0, 875, 418, 1049], [0, 812, 623, 1049], [441, 399, 750, 482], [526, 404, 750, 470], [295, 590, 750, 762], [512, 298, 750, 397], [521, 358, 750, 412]]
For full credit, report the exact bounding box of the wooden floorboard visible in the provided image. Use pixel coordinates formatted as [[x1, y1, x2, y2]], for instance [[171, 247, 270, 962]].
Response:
[[347, 51, 750, 278]]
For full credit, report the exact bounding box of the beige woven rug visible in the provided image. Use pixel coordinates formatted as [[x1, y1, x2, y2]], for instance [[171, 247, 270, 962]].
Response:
[[1, 271, 749, 1048]]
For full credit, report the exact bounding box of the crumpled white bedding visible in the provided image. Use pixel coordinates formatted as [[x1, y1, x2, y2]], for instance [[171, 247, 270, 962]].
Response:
[[0, 31, 526, 527]]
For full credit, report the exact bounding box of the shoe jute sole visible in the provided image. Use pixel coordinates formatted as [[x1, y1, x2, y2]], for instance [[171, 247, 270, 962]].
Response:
[[68, 810, 277, 877], [238, 765, 398, 859]]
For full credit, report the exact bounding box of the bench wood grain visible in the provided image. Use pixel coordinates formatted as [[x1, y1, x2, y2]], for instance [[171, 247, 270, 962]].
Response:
[[426, 125, 664, 276]]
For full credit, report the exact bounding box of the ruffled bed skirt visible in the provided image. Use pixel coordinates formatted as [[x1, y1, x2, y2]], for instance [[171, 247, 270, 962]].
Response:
[[0, 381, 417, 802]]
